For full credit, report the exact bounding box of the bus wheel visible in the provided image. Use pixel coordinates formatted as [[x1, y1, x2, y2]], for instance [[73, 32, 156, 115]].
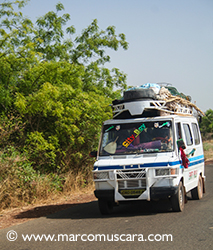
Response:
[[171, 181, 184, 212], [191, 175, 203, 200], [98, 199, 113, 215]]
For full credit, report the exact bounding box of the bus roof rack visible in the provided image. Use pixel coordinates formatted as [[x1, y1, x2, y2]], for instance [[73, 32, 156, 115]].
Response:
[[112, 84, 204, 119]]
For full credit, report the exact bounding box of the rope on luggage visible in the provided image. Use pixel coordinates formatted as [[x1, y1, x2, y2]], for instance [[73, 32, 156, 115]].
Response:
[[158, 87, 205, 116]]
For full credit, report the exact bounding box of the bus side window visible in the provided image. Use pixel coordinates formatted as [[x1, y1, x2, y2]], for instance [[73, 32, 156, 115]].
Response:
[[192, 123, 200, 145], [176, 123, 182, 140], [183, 124, 193, 146]]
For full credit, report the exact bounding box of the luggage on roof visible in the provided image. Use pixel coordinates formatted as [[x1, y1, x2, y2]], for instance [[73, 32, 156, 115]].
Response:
[[112, 83, 204, 119]]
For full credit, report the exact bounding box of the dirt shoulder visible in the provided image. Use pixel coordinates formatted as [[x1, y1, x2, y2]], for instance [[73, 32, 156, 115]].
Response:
[[0, 191, 97, 230]]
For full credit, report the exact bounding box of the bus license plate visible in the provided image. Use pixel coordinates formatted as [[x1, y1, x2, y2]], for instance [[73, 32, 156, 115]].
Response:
[[120, 189, 145, 196]]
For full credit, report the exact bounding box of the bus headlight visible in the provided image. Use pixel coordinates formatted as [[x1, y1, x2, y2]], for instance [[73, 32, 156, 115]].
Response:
[[155, 168, 170, 176], [155, 168, 178, 176]]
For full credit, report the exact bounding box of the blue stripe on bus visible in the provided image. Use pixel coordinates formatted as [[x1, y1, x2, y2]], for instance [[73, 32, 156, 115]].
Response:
[[93, 155, 204, 171]]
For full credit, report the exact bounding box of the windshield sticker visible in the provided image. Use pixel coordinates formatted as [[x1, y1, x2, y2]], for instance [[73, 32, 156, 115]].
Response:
[[105, 125, 114, 132], [116, 125, 120, 131], [122, 124, 146, 148], [159, 122, 170, 128], [154, 122, 159, 128]]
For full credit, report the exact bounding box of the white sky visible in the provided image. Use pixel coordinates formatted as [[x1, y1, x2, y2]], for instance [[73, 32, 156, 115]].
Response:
[[19, 0, 213, 112]]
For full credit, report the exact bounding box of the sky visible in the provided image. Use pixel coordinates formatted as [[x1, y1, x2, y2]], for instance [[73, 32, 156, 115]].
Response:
[[15, 0, 213, 112]]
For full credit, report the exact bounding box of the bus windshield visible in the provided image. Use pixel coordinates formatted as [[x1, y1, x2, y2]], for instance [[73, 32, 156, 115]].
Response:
[[99, 120, 173, 156]]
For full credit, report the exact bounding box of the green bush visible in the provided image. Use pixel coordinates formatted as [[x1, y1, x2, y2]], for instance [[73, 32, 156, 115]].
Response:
[[0, 0, 128, 209], [199, 109, 213, 138], [0, 147, 37, 209]]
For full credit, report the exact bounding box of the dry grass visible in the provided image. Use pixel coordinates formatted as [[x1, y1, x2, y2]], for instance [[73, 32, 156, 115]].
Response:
[[0, 161, 95, 212], [33, 183, 95, 208], [203, 139, 213, 162]]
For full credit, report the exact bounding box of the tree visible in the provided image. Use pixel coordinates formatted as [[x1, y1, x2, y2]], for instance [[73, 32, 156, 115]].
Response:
[[199, 109, 213, 136], [0, 0, 128, 172]]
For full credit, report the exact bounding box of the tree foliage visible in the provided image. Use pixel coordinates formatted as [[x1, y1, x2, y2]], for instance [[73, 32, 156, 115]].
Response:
[[199, 109, 213, 136], [0, 0, 128, 173]]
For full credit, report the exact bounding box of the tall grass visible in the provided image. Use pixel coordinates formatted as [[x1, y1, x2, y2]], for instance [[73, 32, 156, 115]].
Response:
[[203, 139, 213, 161], [0, 147, 94, 211]]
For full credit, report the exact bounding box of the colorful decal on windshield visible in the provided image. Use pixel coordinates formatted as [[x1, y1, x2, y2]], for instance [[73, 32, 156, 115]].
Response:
[[122, 124, 146, 148], [105, 125, 114, 132], [154, 122, 159, 128], [159, 122, 170, 128], [116, 125, 120, 131]]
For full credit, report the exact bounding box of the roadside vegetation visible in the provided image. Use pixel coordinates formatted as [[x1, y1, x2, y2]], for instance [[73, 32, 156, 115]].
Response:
[[203, 140, 213, 162], [200, 109, 213, 162], [0, 0, 128, 211], [0, 1, 212, 212]]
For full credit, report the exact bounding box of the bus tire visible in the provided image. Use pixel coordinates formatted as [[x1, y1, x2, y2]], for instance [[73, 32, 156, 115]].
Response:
[[98, 199, 113, 215], [191, 175, 203, 200], [171, 181, 184, 212]]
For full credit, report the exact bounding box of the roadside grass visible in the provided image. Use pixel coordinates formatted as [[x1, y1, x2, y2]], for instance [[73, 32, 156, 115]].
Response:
[[0, 169, 95, 212], [203, 139, 213, 162], [0, 147, 95, 211]]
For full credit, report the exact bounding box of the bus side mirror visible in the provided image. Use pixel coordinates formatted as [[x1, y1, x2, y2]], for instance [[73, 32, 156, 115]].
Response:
[[89, 151, 97, 157], [177, 139, 186, 150]]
